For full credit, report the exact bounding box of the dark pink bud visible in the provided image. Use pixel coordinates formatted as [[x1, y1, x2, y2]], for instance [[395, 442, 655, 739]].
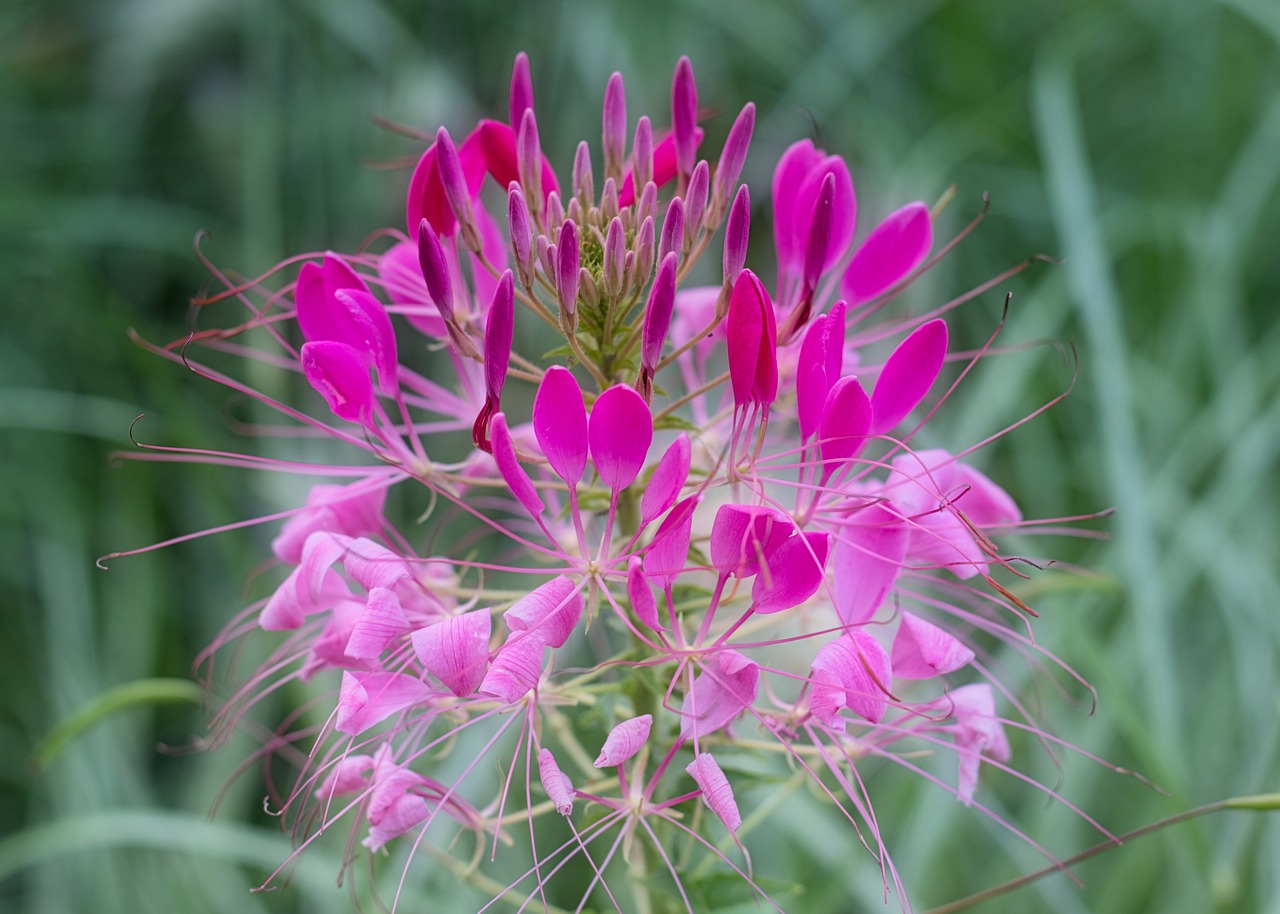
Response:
[[504, 576, 583, 648], [601, 177, 621, 223], [507, 184, 534, 287], [626, 555, 664, 631], [603, 216, 626, 298], [891, 611, 974, 679], [641, 251, 678, 376], [639, 433, 691, 525], [712, 102, 755, 208], [301, 340, 376, 426], [842, 201, 933, 306], [635, 179, 657, 228], [538, 748, 574, 816], [772, 141, 855, 279], [594, 714, 653, 767], [722, 184, 750, 285], [516, 109, 544, 213], [684, 160, 709, 246], [751, 531, 831, 614], [686, 752, 742, 834], [556, 219, 579, 315], [434, 127, 476, 241], [659, 197, 684, 264], [588, 384, 653, 492], [635, 215, 656, 285], [545, 189, 564, 231], [725, 269, 779, 410], [572, 140, 593, 204], [509, 52, 534, 127], [416, 219, 454, 323], [671, 56, 698, 177], [533, 366, 588, 486], [803, 172, 837, 294], [479, 629, 545, 703], [602, 71, 627, 179], [483, 272, 515, 404], [632, 116, 654, 190], [412, 609, 492, 697], [869, 318, 947, 435], [818, 375, 872, 482]]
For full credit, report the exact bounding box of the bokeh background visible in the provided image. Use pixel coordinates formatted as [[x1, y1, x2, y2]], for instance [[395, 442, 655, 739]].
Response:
[[3, 0, 1278, 911]]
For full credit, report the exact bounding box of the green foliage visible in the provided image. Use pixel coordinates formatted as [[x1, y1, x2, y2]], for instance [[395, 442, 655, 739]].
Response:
[[2, 0, 1278, 912]]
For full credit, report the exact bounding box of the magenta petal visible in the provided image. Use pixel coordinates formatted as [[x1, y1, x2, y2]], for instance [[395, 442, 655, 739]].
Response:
[[870, 318, 948, 436], [335, 671, 431, 735], [333, 289, 398, 394], [891, 611, 974, 680], [532, 366, 588, 486], [588, 385, 653, 492], [771, 139, 819, 272], [509, 52, 533, 126], [686, 752, 742, 834], [802, 172, 837, 292], [639, 434, 691, 525], [345, 587, 409, 660], [817, 375, 872, 480], [644, 494, 700, 587], [641, 252, 678, 374], [680, 650, 759, 738], [490, 412, 545, 522], [412, 610, 492, 697], [538, 748, 574, 816], [795, 155, 856, 277], [504, 576, 583, 648], [302, 340, 376, 426], [709, 503, 791, 578], [594, 713, 653, 767], [795, 313, 834, 442], [295, 255, 370, 345], [810, 630, 892, 725], [478, 630, 545, 703], [725, 270, 779, 409], [751, 531, 831, 614], [670, 56, 698, 176], [713, 103, 755, 207], [626, 556, 663, 631], [842, 201, 933, 306], [833, 503, 909, 626]]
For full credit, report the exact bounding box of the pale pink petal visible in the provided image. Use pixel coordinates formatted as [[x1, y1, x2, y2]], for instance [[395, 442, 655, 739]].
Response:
[[345, 587, 409, 659], [478, 630, 545, 703], [639, 434, 691, 525], [726, 270, 778, 409], [314, 753, 374, 798], [810, 630, 892, 725], [751, 531, 831, 614], [298, 530, 354, 603], [832, 503, 909, 626], [626, 556, 664, 631], [891, 612, 974, 680], [680, 650, 759, 738], [842, 201, 932, 307], [870, 318, 948, 436], [538, 748, 574, 815], [411, 610, 492, 697], [593, 714, 653, 767], [335, 670, 431, 735], [532, 366, 588, 486], [686, 752, 741, 833], [588, 385, 653, 492], [302, 340, 376, 426], [955, 464, 1022, 526], [341, 536, 411, 591], [272, 482, 386, 564], [503, 576, 582, 648]]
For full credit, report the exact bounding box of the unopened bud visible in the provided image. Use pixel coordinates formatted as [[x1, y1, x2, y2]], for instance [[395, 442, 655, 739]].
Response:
[[602, 71, 627, 182]]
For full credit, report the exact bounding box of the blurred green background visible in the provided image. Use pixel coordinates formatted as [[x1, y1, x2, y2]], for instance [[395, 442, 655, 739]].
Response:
[[3, 0, 1278, 911]]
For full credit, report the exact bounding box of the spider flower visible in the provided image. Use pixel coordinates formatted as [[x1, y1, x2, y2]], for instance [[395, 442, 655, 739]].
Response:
[[116, 52, 1113, 914]]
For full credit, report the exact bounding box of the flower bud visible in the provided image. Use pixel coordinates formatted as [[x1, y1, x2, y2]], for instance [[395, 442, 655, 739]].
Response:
[[658, 197, 684, 265], [671, 56, 697, 179], [602, 71, 627, 181]]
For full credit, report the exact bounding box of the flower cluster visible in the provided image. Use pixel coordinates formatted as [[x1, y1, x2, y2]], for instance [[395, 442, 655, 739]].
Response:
[[129, 54, 1102, 912]]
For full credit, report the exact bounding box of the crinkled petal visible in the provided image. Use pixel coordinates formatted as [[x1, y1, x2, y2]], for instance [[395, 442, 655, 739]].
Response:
[[345, 587, 409, 659], [478, 630, 545, 703], [335, 671, 431, 735], [411, 610, 492, 697], [680, 650, 759, 738], [503, 576, 582, 648], [538, 748, 574, 815], [593, 714, 653, 767], [686, 752, 741, 834]]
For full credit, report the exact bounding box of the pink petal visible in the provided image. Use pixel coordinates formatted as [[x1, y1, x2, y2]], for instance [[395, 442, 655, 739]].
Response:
[[832, 503, 909, 626], [314, 753, 374, 798], [294, 255, 371, 346], [955, 463, 1022, 526], [332, 289, 398, 394], [709, 503, 791, 579], [593, 714, 653, 767], [817, 375, 872, 480], [301, 340, 376, 426], [272, 482, 385, 564], [810, 630, 892, 725], [639, 434, 691, 525], [503, 576, 583, 648], [483, 271, 515, 403], [686, 752, 741, 833], [478, 630, 545, 703], [411, 610, 492, 697], [751, 531, 831, 614], [335, 671, 431, 735], [725, 270, 779, 409], [644, 494, 700, 587], [538, 748, 574, 816], [589, 385, 653, 492], [870, 318, 947, 436], [771, 139, 820, 273], [680, 650, 759, 738], [891, 611, 974, 680], [341, 537, 411, 591], [842, 201, 932, 307], [533, 366, 588, 486], [626, 556, 664, 632], [795, 312, 836, 442], [345, 587, 409, 659], [490, 412, 545, 522]]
